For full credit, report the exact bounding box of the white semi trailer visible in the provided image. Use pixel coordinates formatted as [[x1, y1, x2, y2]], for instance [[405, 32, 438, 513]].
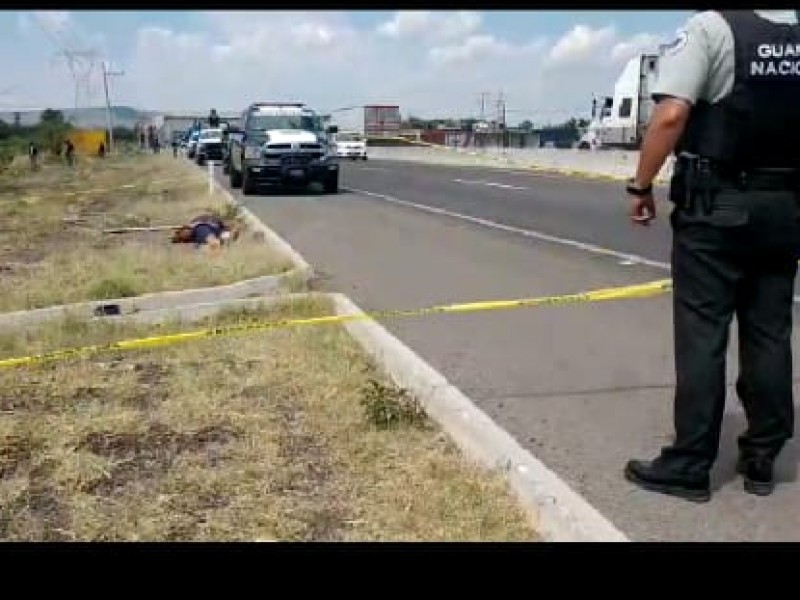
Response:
[[579, 52, 662, 150]]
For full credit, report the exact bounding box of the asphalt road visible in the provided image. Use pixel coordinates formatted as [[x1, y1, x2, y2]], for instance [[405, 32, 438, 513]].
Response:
[[343, 159, 675, 267], [214, 158, 800, 542]]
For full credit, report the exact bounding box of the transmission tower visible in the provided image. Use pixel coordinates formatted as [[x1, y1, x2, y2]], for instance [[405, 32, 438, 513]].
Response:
[[35, 14, 99, 116]]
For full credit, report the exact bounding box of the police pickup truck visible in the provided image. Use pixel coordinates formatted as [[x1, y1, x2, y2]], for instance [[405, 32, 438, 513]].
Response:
[[229, 102, 339, 195], [195, 127, 224, 166]]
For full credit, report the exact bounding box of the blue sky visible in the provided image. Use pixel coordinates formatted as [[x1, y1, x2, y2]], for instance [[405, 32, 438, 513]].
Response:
[[0, 10, 691, 123]]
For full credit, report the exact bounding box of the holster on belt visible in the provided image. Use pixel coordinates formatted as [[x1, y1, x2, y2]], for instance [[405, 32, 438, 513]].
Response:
[[672, 153, 719, 216]]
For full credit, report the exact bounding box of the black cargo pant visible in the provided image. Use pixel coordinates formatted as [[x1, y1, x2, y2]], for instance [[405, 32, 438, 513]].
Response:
[[660, 176, 800, 476]]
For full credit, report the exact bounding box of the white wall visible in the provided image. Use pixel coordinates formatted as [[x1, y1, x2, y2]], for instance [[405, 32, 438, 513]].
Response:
[[367, 145, 674, 182]]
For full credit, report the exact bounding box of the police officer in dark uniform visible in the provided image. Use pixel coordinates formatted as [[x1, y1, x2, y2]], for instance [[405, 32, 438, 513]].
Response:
[[624, 10, 800, 502], [208, 109, 220, 128]]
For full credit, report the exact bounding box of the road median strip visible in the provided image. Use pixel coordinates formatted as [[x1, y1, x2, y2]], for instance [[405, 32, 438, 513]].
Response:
[[0, 153, 297, 314]]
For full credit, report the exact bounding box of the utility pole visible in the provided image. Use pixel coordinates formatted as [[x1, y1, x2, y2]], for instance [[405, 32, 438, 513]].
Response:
[[478, 92, 491, 121], [495, 90, 507, 149], [102, 61, 124, 154]]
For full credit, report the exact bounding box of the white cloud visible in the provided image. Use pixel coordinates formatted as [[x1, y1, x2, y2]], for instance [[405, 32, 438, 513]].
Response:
[[546, 24, 664, 69], [548, 25, 616, 65], [611, 32, 663, 62], [126, 13, 363, 111], [377, 11, 433, 38], [438, 11, 483, 40], [25, 11, 106, 55], [377, 11, 482, 42], [429, 34, 545, 67], [32, 10, 74, 36], [8, 11, 673, 124]]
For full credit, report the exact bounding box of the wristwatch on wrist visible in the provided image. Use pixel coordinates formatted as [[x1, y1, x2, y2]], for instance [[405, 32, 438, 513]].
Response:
[[626, 179, 653, 196]]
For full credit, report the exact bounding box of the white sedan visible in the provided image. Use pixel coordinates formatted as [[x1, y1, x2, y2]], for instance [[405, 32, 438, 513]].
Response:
[[335, 133, 368, 160]]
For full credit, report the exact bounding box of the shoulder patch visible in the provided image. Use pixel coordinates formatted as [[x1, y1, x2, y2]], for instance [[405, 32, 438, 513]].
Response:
[[662, 30, 688, 55]]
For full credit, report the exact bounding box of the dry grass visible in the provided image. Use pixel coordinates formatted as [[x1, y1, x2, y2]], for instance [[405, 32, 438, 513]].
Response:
[[0, 154, 294, 312], [0, 299, 537, 541]]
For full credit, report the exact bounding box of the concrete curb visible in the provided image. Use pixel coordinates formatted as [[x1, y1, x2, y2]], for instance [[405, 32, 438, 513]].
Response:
[[109, 293, 328, 325], [0, 273, 291, 330], [212, 178, 314, 278], [330, 293, 629, 542]]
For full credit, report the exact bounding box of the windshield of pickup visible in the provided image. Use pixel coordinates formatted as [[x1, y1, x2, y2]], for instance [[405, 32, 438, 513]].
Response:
[[248, 114, 320, 133], [200, 129, 221, 139]]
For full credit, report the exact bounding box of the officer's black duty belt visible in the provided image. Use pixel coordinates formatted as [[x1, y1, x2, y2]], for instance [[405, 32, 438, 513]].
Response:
[[676, 153, 800, 191]]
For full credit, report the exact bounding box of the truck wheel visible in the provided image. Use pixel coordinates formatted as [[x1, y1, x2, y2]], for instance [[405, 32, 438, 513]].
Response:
[[362, 155, 368, 161], [242, 170, 256, 195], [230, 166, 242, 189], [323, 173, 339, 194], [197, 156, 205, 166]]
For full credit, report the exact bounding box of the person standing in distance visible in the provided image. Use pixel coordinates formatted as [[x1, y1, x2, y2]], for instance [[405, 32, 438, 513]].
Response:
[[624, 10, 800, 502]]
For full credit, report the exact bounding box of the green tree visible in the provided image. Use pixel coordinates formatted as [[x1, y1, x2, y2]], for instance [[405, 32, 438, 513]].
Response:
[[39, 108, 66, 125], [37, 108, 71, 155], [403, 115, 428, 129], [519, 120, 534, 131]]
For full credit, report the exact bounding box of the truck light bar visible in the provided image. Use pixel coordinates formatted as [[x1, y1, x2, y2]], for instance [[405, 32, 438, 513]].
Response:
[[249, 102, 305, 109]]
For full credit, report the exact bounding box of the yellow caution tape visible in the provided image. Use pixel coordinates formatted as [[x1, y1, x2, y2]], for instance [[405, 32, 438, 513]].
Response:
[[0, 278, 673, 370]]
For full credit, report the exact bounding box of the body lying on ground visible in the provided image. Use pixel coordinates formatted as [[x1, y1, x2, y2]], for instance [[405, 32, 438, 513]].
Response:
[[171, 214, 239, 249]]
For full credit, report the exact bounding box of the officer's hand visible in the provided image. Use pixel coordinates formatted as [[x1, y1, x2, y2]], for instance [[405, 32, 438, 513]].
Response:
[[629, 192, 656, 226]]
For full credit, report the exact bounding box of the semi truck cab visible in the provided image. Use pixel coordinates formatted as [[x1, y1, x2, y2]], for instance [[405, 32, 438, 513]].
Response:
[[579, 53, 661, 150]]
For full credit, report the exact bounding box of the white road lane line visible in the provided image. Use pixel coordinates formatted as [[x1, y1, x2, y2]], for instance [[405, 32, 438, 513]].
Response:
[[452, 178, 528, 191], [347, 186, 800, 304]]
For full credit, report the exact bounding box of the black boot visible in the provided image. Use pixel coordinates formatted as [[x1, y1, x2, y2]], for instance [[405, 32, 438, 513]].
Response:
[[624, 458, 711, 503], [736, 456, 774, 496]]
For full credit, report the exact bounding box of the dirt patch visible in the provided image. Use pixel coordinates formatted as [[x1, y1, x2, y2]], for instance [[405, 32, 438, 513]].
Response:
[[79, 423, 241, 496], [0, 302, 537, 541], [0, 154, 294, 312], [0, 436, 32, 479]]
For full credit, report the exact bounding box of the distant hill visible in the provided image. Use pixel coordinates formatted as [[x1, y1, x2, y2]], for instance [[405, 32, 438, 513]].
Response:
[[0, 106, 159, 129]]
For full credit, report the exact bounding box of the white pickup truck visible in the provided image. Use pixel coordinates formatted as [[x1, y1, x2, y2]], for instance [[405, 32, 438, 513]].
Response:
[[229, 102, 340, 195], [195, 128, 224, 166], [335, 132, 368, 160]]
